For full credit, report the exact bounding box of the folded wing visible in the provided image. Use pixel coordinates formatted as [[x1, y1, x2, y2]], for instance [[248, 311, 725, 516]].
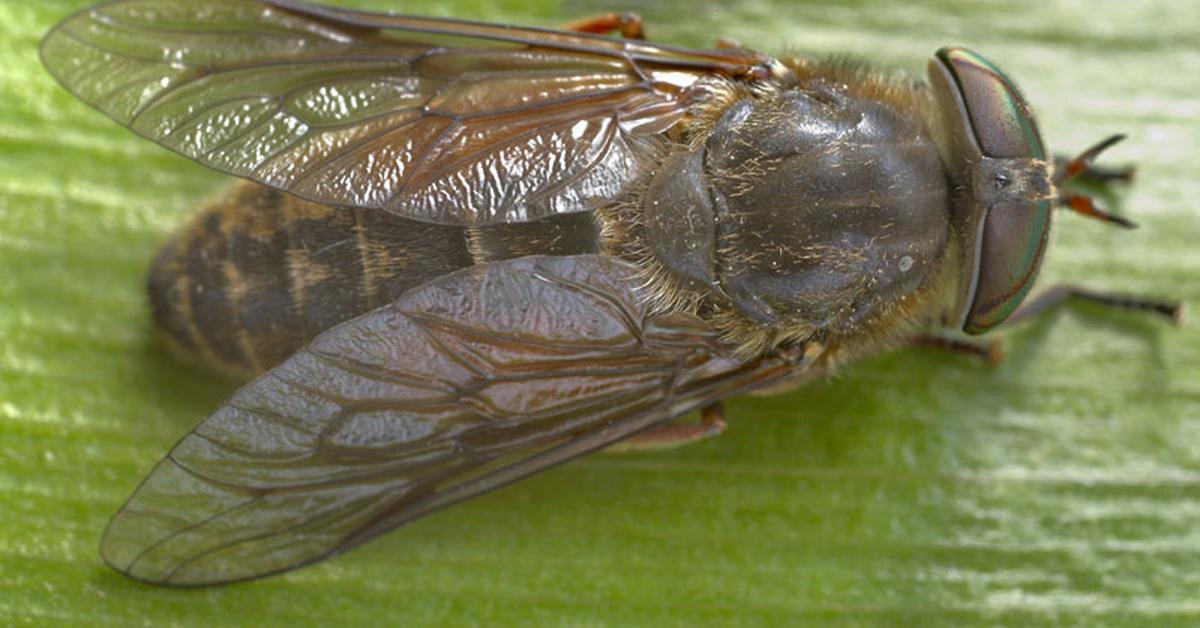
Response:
[[40, 0, 767, 223], [101, 255, 789, 585]]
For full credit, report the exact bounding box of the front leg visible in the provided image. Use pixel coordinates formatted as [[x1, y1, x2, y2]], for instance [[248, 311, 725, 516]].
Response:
[[1003, 285, 1183, 326], [916, 287, 1181, 365]]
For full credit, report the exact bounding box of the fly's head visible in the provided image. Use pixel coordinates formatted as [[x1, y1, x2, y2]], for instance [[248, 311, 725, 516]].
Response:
[[928, 47, 1126, 334]]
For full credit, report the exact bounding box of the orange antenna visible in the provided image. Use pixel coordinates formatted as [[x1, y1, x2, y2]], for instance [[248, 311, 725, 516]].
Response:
[[1055, 134, 1137, 229]]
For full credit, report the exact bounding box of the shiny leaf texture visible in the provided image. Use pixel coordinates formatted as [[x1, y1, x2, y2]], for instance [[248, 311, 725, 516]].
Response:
[[3, 0, 1199, 625]]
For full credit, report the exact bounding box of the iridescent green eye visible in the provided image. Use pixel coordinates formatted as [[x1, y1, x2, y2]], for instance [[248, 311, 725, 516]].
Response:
[[936, 48, 1046, 161], [928, 47, 1053, 335], [964, 195, 1053, 333]]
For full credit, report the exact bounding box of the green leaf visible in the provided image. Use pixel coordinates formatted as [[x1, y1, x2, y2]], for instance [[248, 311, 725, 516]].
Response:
[[2, 1, 1198, 625]]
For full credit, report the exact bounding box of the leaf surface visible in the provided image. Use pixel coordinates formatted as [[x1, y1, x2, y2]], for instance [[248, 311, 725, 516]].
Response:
[[2, 1, 1198, 625]]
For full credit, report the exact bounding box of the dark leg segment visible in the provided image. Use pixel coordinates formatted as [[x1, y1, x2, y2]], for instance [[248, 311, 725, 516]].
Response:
[[1004, 284, 1184, 327]]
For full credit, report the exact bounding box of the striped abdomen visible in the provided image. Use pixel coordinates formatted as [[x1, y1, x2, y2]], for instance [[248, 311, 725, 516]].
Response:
[[148, 182, 601, 374]]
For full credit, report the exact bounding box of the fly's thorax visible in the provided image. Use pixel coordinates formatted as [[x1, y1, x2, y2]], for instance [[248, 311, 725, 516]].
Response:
[[621, 78, 952, 357]]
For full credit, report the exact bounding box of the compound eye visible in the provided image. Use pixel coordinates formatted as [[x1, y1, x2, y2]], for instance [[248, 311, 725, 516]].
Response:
[[935, 47, 1046, 160], [930, 47, 1052, 334], [964, 197, 1053, 333]]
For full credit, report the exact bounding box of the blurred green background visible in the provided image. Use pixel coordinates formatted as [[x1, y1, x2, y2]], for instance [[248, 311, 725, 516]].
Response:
[[2, 0, 1198, 625]]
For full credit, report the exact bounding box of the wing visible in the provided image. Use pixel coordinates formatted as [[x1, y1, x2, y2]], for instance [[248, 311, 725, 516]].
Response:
[[101, 255, 793, 585], [40, 0, 772, 224]]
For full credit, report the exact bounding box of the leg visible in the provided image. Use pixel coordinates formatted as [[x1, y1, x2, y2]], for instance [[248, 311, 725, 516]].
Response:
[[910, 335, 1004, 366], [607, 403, 726, 452], [914, 287, 1180, 364], [1004, 285, 1183, 327], [561, 13, 645, 39]]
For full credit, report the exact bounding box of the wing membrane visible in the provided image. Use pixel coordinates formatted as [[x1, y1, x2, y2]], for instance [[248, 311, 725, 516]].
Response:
[[101, 255, 792, 585], [41, 0, 769, 224]]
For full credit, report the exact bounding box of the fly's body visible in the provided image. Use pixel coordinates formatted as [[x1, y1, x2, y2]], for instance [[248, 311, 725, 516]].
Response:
[[149, 182, 600, 372], [155, 57, 950, 377], [41, 0, 1177, 586]]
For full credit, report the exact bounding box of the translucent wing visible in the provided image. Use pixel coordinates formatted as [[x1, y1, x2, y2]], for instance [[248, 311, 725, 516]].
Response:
[[101, 255, 792, 585], [40, 0, 770, 224]]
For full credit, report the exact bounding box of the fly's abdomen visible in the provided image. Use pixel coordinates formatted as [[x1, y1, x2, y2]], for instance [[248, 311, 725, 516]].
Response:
[[148, 183, 475, 373], [149, 182, 603, 373]]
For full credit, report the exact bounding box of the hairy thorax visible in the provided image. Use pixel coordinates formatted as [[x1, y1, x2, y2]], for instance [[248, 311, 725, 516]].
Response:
[[603, 59, 952, 364]]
